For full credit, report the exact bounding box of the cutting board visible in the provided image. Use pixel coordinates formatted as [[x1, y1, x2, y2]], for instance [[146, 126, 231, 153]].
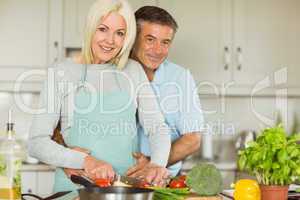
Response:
[[185, 194, 223, 200]]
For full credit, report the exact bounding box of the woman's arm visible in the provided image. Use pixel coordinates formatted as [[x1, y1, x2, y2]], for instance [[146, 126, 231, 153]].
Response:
[[135, 65, 171, 167], [28, 76, 87, 169]]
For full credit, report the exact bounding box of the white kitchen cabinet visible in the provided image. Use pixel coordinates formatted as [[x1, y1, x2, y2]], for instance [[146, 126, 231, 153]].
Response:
[[21, 171, 38, 195], [63, 0, 95, 48], [233, 0, 300, 87], [0, 0, 49, 67], [158, 0, 300, 92], [158, 0, 232, 87], [21, 165, 55, 197], [37, 171, 55, 197], [63, 0, 157, 48], [0, 0, 63, 91]]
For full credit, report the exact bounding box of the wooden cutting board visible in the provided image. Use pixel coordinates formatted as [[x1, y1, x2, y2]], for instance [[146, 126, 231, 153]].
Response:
[[185, 194, 223, 200]]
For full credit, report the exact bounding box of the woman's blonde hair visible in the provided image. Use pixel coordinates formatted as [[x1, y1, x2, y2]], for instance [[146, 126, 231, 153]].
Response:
[[81, 0, 136, 69]]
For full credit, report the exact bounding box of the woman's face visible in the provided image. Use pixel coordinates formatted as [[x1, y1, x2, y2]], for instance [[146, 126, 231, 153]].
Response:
[[91, 12, 127, 64]]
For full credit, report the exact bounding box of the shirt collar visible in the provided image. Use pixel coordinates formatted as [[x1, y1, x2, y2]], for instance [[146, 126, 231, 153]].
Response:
[[152, 60, 168, 85]]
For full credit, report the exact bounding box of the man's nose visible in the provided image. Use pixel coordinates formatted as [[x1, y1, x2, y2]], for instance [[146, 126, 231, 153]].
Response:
[[153, 42, 163, 54]]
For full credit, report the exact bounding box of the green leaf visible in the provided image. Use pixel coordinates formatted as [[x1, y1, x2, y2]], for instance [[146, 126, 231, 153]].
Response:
[[277, 149, 288, 164]]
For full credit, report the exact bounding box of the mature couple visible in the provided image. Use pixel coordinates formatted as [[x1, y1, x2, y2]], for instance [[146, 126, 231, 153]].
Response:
[[29, 0, 204, 192]]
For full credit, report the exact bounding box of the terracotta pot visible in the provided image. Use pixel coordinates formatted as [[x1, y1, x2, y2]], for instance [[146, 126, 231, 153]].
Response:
[[260, 185, 289, 200]]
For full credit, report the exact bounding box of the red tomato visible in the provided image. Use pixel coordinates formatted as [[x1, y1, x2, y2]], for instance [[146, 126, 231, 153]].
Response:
[[169, 179, 186, 188], [178, 175, 186, 181], [138, 180, 151, 188], [94, 178, 111, 187]]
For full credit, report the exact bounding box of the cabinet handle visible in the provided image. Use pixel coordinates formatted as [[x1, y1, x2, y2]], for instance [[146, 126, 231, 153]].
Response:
[[53, 41, 59, 63], [237, 47, 243, 71], [224, 46, 231, 70]]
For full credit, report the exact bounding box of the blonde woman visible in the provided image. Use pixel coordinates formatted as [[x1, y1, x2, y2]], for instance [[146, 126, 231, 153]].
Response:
[[29, 0, 170, 192]]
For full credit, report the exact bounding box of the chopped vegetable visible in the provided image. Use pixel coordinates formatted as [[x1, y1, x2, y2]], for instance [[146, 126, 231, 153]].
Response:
[[94, 178, 111, 187], [152, 187, 190, 200], [169, 179, 186, 188], [186, 163, 223, 196]]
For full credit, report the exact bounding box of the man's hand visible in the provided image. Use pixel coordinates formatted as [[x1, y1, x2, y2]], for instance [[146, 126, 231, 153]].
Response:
[[127, 161, 170, 187], [64, 146, 90, 178], [126, 152, 150, 176]]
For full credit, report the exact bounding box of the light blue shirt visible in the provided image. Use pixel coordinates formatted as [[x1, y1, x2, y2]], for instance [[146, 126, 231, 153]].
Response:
[[137, 60, 205, 176]]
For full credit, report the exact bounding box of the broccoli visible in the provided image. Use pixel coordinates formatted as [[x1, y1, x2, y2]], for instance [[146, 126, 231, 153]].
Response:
[[186, 163, 223, 196]]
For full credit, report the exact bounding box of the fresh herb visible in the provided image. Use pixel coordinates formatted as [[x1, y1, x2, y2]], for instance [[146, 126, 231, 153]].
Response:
[[152, 187, 190, 200], [186, 163, 223, 196], [0, 155, 6, 175], [238, 124, 300, 186]]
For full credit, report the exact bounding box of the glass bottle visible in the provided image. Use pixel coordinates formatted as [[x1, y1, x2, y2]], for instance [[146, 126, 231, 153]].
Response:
[[0, 111, 26, 200]]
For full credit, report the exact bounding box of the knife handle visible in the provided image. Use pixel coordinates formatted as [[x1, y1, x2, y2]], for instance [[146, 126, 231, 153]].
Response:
[[70, 175, 96, 188]]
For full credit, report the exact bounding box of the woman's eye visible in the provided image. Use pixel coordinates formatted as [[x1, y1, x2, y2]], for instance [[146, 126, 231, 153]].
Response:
[[97, 27, 106, 32], [117, 31, 125, 37]]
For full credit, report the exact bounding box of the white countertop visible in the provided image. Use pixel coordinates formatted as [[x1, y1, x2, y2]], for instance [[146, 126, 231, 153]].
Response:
[[21, 163, 55, 172]]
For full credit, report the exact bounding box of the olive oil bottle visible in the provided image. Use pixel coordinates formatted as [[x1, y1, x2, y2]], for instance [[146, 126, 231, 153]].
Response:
[[0, 110, 26, 200]]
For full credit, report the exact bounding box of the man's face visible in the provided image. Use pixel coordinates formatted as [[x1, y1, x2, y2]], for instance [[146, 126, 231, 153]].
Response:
[[132, 21, 174, 71]]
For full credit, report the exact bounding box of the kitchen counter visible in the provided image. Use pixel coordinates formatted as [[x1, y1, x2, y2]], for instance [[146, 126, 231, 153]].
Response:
[[21, 163, 55, 172]]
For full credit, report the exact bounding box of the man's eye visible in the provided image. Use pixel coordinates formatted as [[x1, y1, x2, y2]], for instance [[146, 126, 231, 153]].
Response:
[[147, 38, 154, 42], [163, 41, 170, 46]]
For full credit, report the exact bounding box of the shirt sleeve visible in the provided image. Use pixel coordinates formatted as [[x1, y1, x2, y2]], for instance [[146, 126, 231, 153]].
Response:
[[135, 65, 171, 167], [175, 70, 205, 135], [28, 69, 87, 169]]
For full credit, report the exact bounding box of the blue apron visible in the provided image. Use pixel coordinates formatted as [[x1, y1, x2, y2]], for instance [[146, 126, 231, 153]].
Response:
[[53, 65, 137, 192]]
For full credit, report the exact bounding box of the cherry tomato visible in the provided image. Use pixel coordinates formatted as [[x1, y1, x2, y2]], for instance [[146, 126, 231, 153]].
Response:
[[94, 178, 111, 187], [169, 179, 186, 188], [138, 180, 151, 188], [178, 175, 186, 181]]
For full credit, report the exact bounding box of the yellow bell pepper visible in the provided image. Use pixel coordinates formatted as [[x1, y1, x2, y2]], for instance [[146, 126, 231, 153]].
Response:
[[233, 179, 261, 200]]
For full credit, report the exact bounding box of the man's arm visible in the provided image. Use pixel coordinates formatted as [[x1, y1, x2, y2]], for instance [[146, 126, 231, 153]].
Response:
[[167, 132, 201, 166]]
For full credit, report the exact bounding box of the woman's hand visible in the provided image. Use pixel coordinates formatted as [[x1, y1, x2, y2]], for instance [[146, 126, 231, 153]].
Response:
[[64, 146, 90, 178], [83, 155, 115, 181]]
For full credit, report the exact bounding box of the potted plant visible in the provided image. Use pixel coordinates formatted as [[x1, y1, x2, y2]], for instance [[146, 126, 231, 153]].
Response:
[[238, 124, 300, 200]]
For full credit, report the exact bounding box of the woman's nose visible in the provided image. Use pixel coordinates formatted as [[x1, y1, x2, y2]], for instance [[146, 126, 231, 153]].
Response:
[[106, 33, 114, 44]]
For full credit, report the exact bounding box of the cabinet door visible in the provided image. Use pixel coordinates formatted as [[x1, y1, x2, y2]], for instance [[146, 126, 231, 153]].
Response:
[[127, 0, 157, 11], [63, 0, 157, 48], [63, 0, 95, 48], [21, 172, 37, 195], [37, 171, 55, 197], [0, 0, 49, 67], [157, 0, 232, 87], [233, 0, 300, 87]]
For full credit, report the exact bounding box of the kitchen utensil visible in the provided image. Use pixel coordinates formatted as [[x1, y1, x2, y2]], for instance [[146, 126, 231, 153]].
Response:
[[235, 130, 257, 151], [70, 175, 154, 200]]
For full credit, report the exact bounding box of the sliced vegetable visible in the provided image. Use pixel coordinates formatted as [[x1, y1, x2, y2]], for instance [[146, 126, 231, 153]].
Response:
[[94, 178, 111, 187], [169, 178, 186, 188], [152, 187, 190, 200]]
